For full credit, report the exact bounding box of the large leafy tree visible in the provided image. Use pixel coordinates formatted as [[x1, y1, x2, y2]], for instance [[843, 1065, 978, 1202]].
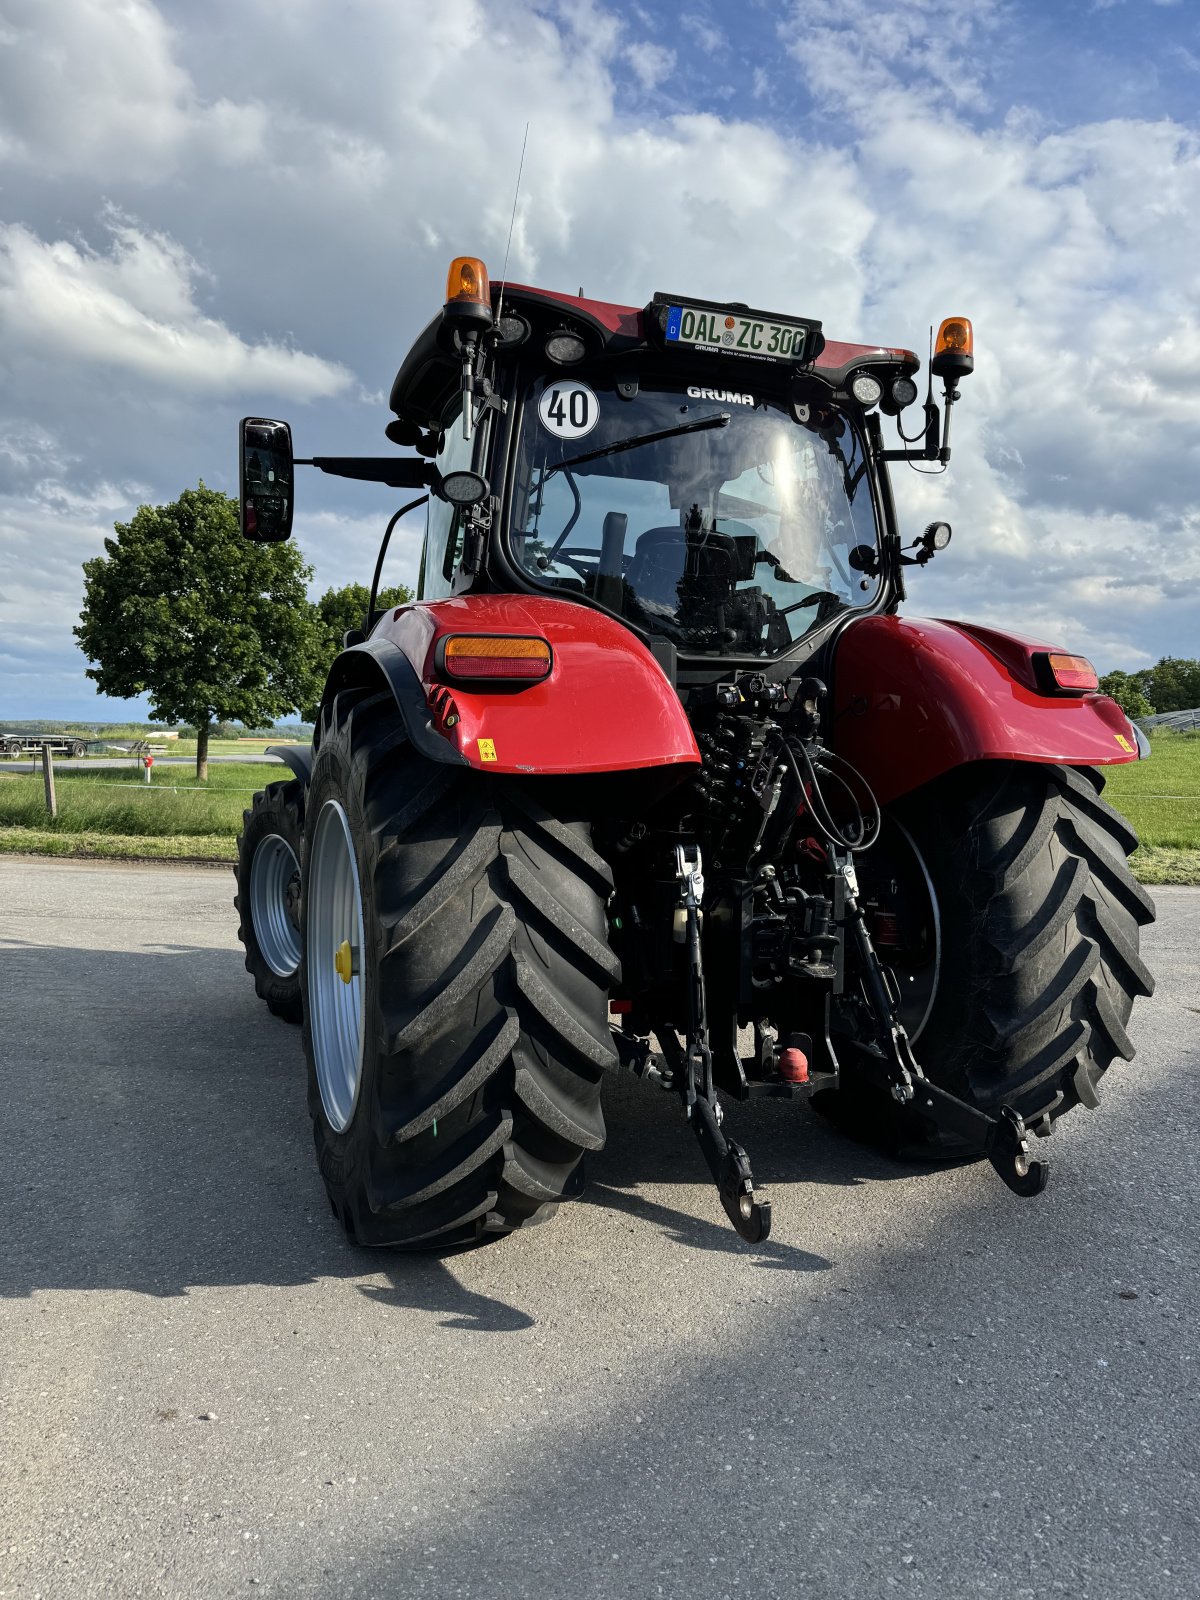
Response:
[[1138, 657, 1200, 715], [1098, 670, 1155, 720], [301, 581, 413, 720], [76, 484, 318, 779]]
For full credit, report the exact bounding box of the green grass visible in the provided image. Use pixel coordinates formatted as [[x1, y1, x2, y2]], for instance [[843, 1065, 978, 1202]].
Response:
[[0, 762, 280, 858], [1124, 846, 1200, 887], [1101, 732, 1200, 873], [0, 828, 234, 863]]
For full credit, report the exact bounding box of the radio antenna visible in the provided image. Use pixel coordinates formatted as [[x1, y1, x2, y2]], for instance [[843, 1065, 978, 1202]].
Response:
[[495, 121, 530, 327]]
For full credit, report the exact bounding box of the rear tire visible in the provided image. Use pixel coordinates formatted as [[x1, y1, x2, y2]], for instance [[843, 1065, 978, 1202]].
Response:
[[832, 761, 1155, 1152], [235, 780, 305, 1023], [301, 688, 618, 1249]]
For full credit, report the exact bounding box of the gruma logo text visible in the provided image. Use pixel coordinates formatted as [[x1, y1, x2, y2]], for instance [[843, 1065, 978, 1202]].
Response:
[[686, 387, 755, 405]]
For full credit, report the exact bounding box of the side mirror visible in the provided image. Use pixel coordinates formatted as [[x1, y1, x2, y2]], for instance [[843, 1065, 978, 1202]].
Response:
[[240, 418, 294, 542]]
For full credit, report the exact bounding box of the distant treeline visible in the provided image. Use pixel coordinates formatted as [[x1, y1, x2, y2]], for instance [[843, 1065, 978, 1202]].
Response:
[[1099, 658, 1200, 720]]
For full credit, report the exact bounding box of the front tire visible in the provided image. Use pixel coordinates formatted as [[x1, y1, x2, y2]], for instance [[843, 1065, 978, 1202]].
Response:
[[836, 761, 1155, 1150], [235, 780, 305, 1023], [301, 688, 618, 1249]]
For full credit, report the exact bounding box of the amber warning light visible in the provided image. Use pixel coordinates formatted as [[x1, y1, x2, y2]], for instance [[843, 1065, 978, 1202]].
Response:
[[446, 256, 490, 307], [932, 316, 974, 381], [440, 635, 553, 682]]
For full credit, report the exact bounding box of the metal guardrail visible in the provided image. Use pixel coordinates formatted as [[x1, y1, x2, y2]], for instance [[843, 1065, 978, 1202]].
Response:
[[1137, 708, 1200, 732]]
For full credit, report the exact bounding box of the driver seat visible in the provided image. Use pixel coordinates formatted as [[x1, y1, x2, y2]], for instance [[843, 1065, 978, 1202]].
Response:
[[626, 525, 741, 612]]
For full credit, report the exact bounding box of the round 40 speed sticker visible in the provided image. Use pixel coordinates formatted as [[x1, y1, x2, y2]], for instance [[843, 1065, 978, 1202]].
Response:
[[538, 380, 598, 440]]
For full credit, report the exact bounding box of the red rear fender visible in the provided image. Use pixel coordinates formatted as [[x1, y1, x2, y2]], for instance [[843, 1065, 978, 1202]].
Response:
[[832, 615, 1141, 806], [371, 595, 700, 776]]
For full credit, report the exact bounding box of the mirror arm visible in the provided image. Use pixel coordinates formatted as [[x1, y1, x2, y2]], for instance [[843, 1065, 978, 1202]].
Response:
[[297, 456, 436, 489]]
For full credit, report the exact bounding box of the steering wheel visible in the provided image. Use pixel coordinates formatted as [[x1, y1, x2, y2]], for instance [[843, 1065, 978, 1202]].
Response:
[[777, 588, 842, 620]]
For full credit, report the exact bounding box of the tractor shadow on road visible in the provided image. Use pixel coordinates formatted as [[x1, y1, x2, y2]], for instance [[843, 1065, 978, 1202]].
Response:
[[0, 943, 521, 1331], [0, 940, 931, 1310]]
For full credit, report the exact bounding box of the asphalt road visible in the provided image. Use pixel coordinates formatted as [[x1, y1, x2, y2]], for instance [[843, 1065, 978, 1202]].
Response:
[[1, 860, 1197, 1600]]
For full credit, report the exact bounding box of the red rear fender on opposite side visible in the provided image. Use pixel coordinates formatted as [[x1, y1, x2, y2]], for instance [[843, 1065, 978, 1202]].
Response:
[[832, 615, 1141, 806], [374, 595, 700, 776]]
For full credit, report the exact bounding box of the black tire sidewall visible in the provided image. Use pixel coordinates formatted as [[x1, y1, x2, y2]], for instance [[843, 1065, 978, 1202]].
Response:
[[235, 779, 304, 1023]]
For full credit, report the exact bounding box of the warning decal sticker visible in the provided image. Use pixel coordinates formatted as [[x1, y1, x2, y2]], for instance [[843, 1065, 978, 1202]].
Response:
[[477, 738, 498, 763]]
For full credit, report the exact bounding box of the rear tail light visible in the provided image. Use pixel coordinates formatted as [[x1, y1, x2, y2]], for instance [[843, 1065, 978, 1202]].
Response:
[[439, 635, 552, 682], [1044, 652, 1099, 693]]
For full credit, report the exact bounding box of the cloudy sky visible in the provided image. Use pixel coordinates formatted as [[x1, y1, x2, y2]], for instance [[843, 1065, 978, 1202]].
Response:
[[1, 0, 1197, 720]]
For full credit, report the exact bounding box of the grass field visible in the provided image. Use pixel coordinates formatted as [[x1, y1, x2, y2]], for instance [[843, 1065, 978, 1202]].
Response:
[[1100, 732, 1200, 884], [0, 827, 234, 862], [0, 761, 278, 853], [1, 734, 1198, 881]]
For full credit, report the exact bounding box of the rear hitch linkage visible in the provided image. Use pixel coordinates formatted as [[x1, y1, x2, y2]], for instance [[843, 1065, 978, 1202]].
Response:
[[671, 844, 773, 1245], [836, 854, 1049, 1199], [649, 844, 1045, 1246]]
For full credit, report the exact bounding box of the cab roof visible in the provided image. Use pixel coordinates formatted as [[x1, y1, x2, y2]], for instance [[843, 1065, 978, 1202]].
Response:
[[389, 280, 920, 429]]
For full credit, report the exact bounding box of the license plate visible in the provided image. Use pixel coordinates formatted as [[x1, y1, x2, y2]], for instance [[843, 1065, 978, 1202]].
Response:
[[665, 304, 809, 362]]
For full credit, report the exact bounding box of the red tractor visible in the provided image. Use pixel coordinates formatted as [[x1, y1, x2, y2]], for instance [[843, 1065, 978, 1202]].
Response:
[[235, 258, 1154, 1248]]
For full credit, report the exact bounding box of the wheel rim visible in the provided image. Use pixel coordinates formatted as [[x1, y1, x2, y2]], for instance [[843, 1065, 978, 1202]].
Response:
[[307, 799, 366, 1133], [249, 833, 302, 977]]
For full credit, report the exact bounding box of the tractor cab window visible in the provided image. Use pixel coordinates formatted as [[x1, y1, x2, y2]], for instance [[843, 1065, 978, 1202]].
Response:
[[418, 405, 471, 600], [508, 375, 881, 655]]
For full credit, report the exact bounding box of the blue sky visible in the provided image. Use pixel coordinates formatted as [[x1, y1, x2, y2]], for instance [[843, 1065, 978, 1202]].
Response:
[[608, 0, 1200, 131], [1, 0, 1197, 720]]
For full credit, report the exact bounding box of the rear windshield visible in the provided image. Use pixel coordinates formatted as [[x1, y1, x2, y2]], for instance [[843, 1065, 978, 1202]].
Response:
[[507, 374, 881, 656]]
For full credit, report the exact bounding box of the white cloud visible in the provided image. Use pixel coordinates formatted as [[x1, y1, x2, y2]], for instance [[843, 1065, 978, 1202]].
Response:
[[0, 0, 1198, 717], [0, 215, 352, 398], [623, 41, 676, 90], [680, 14, 725, 54]]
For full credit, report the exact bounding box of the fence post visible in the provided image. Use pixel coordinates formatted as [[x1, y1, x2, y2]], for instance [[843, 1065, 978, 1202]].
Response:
[[42, 745, 57, 819]]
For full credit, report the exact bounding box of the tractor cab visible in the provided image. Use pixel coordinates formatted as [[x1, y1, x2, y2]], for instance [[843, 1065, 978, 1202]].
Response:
[[382, 259, 968, 673]]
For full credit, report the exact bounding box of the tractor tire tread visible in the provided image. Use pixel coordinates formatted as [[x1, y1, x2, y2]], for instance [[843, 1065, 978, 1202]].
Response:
[[843, 761, 1154, 1152], [303, 689, 614, 1249]]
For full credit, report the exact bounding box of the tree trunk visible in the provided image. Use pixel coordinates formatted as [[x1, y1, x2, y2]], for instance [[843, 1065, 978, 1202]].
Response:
[[196, 721, 210, 783]]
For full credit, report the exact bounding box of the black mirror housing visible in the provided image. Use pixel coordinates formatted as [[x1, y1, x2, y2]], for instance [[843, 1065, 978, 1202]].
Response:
[[240, 417, 294, 542]]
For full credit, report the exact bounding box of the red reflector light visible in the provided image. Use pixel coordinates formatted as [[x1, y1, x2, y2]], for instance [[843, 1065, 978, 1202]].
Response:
[[441, 635, 552, 681], [1047, 653, 1098, 692]]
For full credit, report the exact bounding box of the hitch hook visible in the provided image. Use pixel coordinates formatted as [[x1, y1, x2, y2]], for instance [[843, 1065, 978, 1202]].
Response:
[[986, 1106, 1050, 1198], [691, 1093, 773, 1245]]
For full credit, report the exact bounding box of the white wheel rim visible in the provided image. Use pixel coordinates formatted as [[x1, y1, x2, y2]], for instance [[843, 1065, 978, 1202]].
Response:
[[249, 833, 302, 977], [307, 799, 366, 1132]]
